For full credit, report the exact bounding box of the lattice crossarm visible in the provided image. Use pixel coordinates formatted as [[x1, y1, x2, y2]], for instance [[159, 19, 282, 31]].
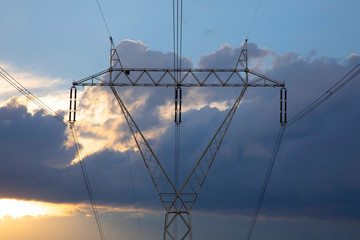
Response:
[[248, 69, 284, 87], [109, 85, 177, 209], [180, 85, 248, 209], [73, 69, 111, 86], [74, 68, 286, 87]]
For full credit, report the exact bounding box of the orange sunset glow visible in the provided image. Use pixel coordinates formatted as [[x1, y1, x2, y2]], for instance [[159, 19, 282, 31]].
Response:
[[0, 199, 75, 219]]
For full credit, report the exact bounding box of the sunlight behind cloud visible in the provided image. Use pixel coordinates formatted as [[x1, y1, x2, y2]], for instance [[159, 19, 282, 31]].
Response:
[[0, 199, 67, 219], [0, 198, 159, 221], [67, 87, 153, 162]]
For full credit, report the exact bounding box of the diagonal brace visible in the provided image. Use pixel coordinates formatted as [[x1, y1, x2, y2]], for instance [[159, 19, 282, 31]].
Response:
[[179, 84, 248, 209], [109, 84, 178, 209]]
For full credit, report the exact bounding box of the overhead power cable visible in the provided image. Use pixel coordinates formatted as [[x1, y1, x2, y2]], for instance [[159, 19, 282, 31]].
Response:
[[246, 125, 285, 240], [286, 63, 360, 128], [172, 0, 176, 79], [0, 64, 62, 127], [180, 0, 183, 72], [71, 126, 106, 240], [247, 0, 263, 39], [0, 67, 67, 126], [96, 0, 112, 37], [0, 67, 106, 240], [172, 1, 184, 238]]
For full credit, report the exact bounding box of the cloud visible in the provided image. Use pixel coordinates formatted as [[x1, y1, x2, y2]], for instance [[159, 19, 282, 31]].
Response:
[[115, 39, 193, 68], [198, 42, 274, 69], [348, 54, 360, 67], [1, 40, 360, 223], [0, 62, 69, 104], [0, 98, 159, 207], [0, 99, 75, 199]]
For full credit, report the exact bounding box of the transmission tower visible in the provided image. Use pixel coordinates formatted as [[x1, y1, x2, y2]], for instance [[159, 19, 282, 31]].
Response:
[[70, 37, 286, 239]]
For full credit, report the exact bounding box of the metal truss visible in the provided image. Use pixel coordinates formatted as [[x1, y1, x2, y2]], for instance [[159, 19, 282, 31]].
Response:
[[73, 67, 282, 88], [72, 39, 285, 240]]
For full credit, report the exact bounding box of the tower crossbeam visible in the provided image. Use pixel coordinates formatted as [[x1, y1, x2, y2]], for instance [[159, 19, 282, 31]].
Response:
[[73, 68, 283, 88]]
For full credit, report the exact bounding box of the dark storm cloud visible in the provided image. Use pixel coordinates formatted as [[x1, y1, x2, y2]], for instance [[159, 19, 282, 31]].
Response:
[[1, 40, 360, 221], [0, 99, 75, 200], [0, 99, 158, 206]]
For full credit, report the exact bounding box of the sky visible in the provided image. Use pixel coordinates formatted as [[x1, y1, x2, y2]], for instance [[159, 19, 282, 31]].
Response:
[[0, 0, 360, 240]]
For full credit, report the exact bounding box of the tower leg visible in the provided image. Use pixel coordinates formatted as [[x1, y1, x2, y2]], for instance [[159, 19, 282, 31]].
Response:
[[164, 211, 192, 240]]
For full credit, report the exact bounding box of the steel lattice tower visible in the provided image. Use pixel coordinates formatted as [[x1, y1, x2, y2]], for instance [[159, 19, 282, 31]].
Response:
[[70, 38, 286, 240]]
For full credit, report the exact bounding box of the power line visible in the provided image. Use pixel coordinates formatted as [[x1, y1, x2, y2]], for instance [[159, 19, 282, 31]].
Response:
[[180, 0, 183, 72], [71, 126, 106, 240], [96, 0, 112, 37], [172, 1, 184, 238], [246, 0, 263, 39], [173, 0, 176, 82], [0, 67, 67, 126], [0, 67, 106, 240], [286, 63, 360, 128], [246, 125, 285, 240], [172, 0, 184, 86]]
